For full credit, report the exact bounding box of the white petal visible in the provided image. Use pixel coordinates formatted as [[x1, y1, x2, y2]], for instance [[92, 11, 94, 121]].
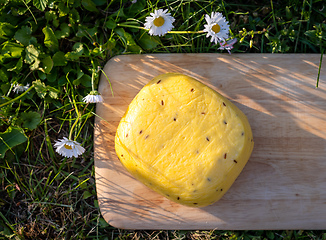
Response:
[[203, 12, 230, 44], [83, 93, 103, 103], [144, 8, 175, 36], [54, 137, 85, 158]]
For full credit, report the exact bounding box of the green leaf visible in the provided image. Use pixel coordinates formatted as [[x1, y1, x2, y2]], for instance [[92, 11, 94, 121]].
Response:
[[47, 86, 59, 99], [65, 42, 84, 60], [33, 80, 47, 98], [111, 7, 126, 18], [7, 57, 23, 73], [55, 23, 71, 39], [285, 6, 292, 20], [76, 68, 84, 79], [99, 217, 109, 227], [114, 27, 124, 37], [38, 70, 47, 80], [0, 0, 9, 8], [45, 10, 57, 22], [266, 231, 275, 239], [83, 191, 93, 199], [41, 55, 53, 73], [105, 19, 117, 29], [115, 28, 142, 53], [69, 8, 80, 24], [53, 51, 67, 66], [0, 220, 16, 239], [32, 80, 59, 99], [66, 0, 76, 3], [20, 111, 42, 130], [58, 2, 70, 16], [79, 181, 88, 189], [138, 32, 160, 50], [0, 83, 10, 95], [1, 41, 24, 58], [33, 0, 48, 11], [125, 0, 145, 17], [0, 22, 15, 40], [304, 30, 317, 39], [0, 2, 17, 23], [47, 68, 57, 82], [93, 0, 106, 6], [15, 7, 28, 15], [79, 74, 92, 87], [58, 75, 67, 85], [72, 69, 84, 86], [30, 58, 40, 70], [81, 0, 99, 12], [14, 25, 33, 46], [25, 44, 39, 64], [0, 68, 9, 82], [42, 26, 59, 51], [73, 42, 84, 52], [103, 38, 116, 50], [76, 25, 98, 38], [93, 199, 98, 208], [0, 127, 27, 158]]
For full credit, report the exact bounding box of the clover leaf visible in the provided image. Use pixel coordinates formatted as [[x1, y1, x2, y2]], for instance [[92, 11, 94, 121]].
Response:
[[20, 111, 42, 130]]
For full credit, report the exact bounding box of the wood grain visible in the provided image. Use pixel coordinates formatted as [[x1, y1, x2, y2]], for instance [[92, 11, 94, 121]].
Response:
[[94, 53, 326, 230]]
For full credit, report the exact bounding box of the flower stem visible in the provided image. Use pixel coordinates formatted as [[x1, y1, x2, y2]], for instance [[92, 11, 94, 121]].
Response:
[[65, 72, 80, 141], [117, 24, 145, 30], [168, 30, 205, 34], [91, 70, 95, 92], [69, 113, 80, 141], [117, 23, 204, 34], [316, 48, 324, 88], [21, 0, 37, 24], [0, 86, 33, 108], [90, 59, 97, 93], [100, 69, 114, 97]]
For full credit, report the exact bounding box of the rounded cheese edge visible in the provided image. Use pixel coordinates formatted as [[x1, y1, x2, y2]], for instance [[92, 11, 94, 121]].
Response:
[[115, 73, 254, 207]]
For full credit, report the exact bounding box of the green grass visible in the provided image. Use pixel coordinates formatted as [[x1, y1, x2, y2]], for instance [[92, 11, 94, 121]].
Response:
[[0, 0, 325, 239]]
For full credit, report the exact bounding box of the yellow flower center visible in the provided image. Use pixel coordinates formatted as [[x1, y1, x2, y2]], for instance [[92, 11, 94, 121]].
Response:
[[212, 23, 221, 34], [153, 16, 165, 27], [64, 144, 72, 150]]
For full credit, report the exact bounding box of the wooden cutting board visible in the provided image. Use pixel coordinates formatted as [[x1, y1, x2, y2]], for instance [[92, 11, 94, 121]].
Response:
[[94, 53, 326, 230]]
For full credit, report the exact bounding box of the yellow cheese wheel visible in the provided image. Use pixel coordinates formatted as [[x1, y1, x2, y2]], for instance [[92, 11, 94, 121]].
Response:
[[115, 73, 254, 207]]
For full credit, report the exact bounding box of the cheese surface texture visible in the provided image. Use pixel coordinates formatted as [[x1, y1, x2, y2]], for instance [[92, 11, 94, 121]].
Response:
[[115, 73, 254, 207]]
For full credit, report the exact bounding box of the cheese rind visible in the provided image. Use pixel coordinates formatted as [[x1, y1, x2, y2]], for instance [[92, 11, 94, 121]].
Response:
[[115, 73, 254, 207]]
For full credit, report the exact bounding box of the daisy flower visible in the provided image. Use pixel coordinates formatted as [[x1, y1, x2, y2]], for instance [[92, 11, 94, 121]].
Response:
[[203, 12, 230, 44], [218, 38, 237, 54], [144, 9, 175, 36], [54, 137, 85, 158], [83, 91, 103, 103], [12, 83, 30, 94]]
